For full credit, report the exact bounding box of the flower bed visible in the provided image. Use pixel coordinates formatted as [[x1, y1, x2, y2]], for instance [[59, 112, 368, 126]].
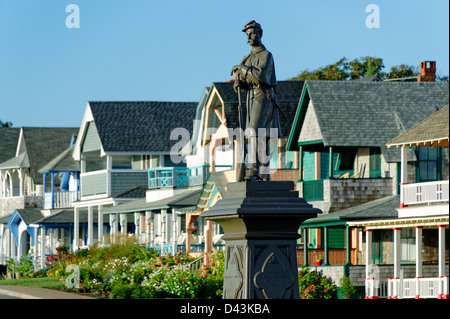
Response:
[[44, 235, 224, 299]]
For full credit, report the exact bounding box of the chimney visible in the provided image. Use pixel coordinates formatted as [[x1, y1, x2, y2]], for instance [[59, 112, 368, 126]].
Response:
[[417, 61, 436, 82]]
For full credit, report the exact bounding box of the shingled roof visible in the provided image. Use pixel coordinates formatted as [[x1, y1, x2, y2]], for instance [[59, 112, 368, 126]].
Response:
[[0, 128, 20, 164], [38, 145, 79, 173], [22, 127, 79, 183], [212, 81, 305, 137], [0, 127, 78, 183], [387, 104, 449, 148], [288, 81, 449, 161], [88, 101, 198, 153]]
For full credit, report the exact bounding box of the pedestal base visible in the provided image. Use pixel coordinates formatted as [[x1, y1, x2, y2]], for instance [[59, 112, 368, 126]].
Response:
[[201, 181, 321, 299]]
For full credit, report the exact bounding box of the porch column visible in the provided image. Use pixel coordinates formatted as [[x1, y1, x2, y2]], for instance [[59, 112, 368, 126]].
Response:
[[328, 147, 333, 178], [18, 168, 25, 196], [73, 207, 80, 251], [109, 214, 118, 243], [134, 212, 141, 241], [40, 227, 46, 269], [145, 211, 152, 245], [438, 225, 448, 299], [120, 213, 127, 236], [32, 225, 39, 270], [323, 227, 329, 265], [172, 211, 178, 255], [298, 146, 303, 181], [87, 206, 94, 246], [345, 225, 352, 274], [161, 209, 167, 256], [365, 229, 376, 299], [393, 227, 402, 299], [98, 205, 104, 244], [303, 228, 309, 266], [415, 226, 423, 299], [365, 229, 373, 277], [399, 146, 408, 208], [0, 225, 4, 264], [415, 226, 423, 278], [51, 172, 56, 208]]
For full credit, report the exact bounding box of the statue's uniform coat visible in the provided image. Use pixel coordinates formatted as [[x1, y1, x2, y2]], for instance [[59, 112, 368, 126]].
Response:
[[238, 45, 281, 138]]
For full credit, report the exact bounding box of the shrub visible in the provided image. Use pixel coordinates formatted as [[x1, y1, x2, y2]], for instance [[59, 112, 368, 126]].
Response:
[[48, 236, 224, 299], [298, 266, 336, 299], [339, 276, 357, 299]]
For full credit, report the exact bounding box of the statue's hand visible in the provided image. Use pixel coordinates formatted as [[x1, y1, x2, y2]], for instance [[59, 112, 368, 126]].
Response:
[[230, 65, 240, 76]]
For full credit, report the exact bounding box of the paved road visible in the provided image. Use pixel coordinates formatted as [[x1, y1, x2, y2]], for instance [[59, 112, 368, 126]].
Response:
[[0, 292, 21, 299], [0, 285, 94, 299]]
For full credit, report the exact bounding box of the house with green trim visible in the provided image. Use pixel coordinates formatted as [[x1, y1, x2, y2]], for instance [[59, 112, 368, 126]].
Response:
[[288, 78, 448, 298], [350, 104, 449, 299], [298, 194, 400, 297], [287, 80, 449, 214]]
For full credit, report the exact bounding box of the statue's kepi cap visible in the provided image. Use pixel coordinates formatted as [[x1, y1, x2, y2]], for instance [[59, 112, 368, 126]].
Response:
[[242, 20, 262, 33]]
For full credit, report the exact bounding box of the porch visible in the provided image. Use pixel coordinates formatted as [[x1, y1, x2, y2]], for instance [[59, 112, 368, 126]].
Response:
[[358, 223, 449, 299], [43, 191, 80, 209], [147, 165, 231, 190], [365, 267, 449, 299], [80, 169, 148, 198]]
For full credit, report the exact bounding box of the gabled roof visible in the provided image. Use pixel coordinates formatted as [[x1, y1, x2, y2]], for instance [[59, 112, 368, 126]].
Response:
[[85, 101, 198, 154], [287, 81, 449, 161], [212, 81, 305, 137], [38, 145, 79, 173], [302, 195, 399, 226], [16, 127, 79, 183], [0, 152, 29, 169], [6, 208, 45, 245], [0, 128, 20, 164], [387, 104, 449, 148]]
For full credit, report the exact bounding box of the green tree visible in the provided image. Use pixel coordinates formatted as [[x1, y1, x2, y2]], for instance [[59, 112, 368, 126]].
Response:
[[1, 120, 13, 127], [290, 56, 427, 81], [383, 64, 418, 80]]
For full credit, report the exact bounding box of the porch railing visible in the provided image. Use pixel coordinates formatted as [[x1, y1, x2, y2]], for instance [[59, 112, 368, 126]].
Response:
[[43, 191, 79, 209], [383, 277, 449, 299], [403, 180, 449, 206], [149, 243, 225, 256], [148, 165, 231, 189]]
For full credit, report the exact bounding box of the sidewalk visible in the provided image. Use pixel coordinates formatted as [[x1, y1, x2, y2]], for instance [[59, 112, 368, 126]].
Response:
[[0, 285, 95, 299]]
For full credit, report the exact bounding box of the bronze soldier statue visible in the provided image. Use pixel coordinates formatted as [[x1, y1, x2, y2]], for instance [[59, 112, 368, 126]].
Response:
[[231, 20, 281, 181]]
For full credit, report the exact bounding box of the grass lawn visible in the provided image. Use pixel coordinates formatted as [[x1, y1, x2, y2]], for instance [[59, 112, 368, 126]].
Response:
[[0, 277, 65, 289]]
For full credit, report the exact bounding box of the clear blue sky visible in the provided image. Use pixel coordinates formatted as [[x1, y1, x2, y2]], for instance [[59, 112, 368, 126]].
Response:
[[1, 0, 448, 128]]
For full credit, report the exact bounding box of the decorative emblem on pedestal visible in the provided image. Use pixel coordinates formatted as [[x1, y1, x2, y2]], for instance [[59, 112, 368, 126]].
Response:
[[253, 246, 294, 299]]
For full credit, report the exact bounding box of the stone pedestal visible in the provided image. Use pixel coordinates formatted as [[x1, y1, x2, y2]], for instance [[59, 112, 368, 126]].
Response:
[[201, 181, 321, 299]]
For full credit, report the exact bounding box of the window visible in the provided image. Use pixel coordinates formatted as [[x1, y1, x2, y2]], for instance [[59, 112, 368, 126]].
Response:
[[112, 156, 132, 169], [143, 155, 160, 169], [416, 147, 439, 182], [372, 230, 383, 264], [85, 152, 106, 172], [369, 148, 381, 178], [400, 229, 416, 262]]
